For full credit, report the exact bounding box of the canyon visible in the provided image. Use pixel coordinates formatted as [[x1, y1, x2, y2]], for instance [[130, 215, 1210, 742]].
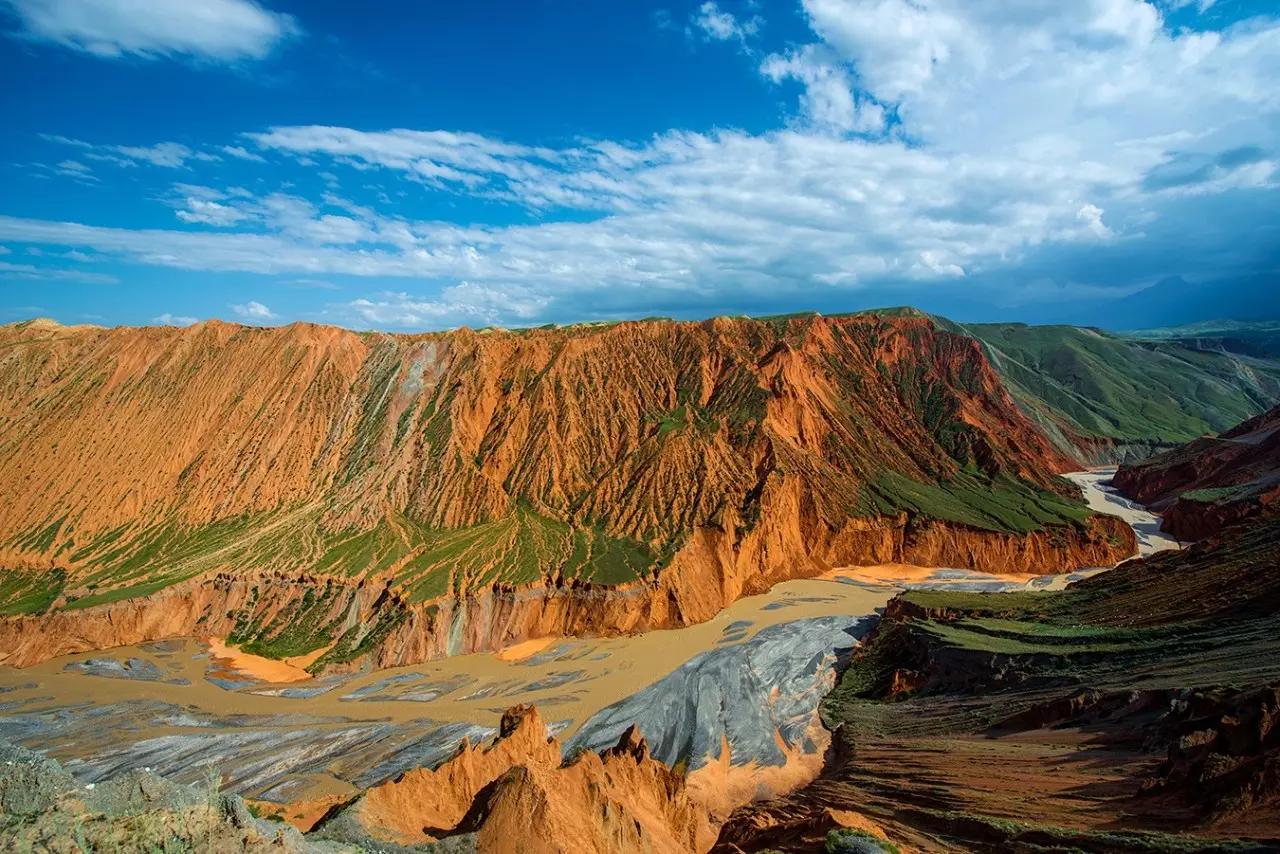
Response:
[[3, 311, 1280, 852], [0, 312, 1139, 670], [0, 469, 1177, 852]]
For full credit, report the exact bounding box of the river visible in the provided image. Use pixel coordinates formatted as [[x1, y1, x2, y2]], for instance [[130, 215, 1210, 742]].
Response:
[[0, 468, 1171, 816]]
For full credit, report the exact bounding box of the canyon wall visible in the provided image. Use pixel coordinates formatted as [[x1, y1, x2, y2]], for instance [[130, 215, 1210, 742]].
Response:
[[1113, 404, 1280, 540], [0, 313, 1134, 665]]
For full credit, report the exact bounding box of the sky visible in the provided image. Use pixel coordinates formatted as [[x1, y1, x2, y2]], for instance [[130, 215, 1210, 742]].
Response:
[[0, 0, 1277, 331]]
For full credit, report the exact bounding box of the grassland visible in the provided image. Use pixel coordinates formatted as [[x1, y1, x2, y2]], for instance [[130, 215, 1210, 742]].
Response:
[[963, 322, 1280, 447], [0, 503, 656, 617]]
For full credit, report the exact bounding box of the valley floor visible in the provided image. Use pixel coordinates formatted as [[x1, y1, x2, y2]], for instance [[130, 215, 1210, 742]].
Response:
[[0, 471, 1160, 845]]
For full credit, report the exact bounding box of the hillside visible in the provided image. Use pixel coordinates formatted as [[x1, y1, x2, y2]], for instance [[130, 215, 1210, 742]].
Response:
[[717, 517, 1280, 852], [1122, 320, 1280, 360], [0, 312, 1132, 667], [1113, 404, 1280, 540], [963, 322, 1280, 461]]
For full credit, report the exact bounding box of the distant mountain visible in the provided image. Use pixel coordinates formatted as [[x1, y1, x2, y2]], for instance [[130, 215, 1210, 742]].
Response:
[[962, 321, 1280, 461], [1097, 274, 1280, 330], [1120, 319, 1280, 359]]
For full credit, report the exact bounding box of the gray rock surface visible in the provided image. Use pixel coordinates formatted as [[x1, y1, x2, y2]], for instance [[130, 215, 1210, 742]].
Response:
[[567, 616, 874, 770], [0, 738, 76, 815], [0, 737, 357, 852], [63, 656, 166, 681]]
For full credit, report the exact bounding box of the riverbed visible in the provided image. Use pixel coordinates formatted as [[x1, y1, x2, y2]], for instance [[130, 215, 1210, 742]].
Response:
[[0, 469, 1165, 810]]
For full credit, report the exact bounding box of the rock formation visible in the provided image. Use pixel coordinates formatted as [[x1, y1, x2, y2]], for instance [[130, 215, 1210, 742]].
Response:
[[316, 704, 716, 853], [1113, 404, 1280, 540], [0, 313, 1133, 666]]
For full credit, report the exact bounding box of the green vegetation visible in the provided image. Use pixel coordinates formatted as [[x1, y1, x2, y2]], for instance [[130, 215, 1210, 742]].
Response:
[[1181, 483, 1256, 503], [24, 502, 657, 616], [60, 515, 260, 609], [827, 520, 1280, 723], [826, 828, 900, 853], [0, 568, 66, 616], [963, 322, 1280, 447], [228, 583, 343, 659], [861, 470, 1091, 534]]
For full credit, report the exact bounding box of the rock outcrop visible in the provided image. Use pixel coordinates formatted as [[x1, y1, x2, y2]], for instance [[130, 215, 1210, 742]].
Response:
[[317, 704, 716, 853], [0, 739, 328, 853], [0, 313, 1133, 667], [1113, 404, 1280, 540]]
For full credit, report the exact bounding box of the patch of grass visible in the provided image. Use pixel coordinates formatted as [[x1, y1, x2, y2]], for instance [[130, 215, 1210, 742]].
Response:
[[0, 568, 66, 615], [1181, 484, 1250, 503], [826, 828, 900, 853], [863, 470, 1091, 534]]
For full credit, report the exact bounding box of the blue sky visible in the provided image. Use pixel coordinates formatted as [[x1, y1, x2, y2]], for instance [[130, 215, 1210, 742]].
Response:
[[0, 0, 1277, 330]]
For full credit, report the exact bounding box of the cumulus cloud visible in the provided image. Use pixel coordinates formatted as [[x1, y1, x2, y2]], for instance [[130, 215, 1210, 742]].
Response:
[[2, 0, 298, 62], [6, 1, 1280, 328], [231, 300, 276, 320], [761, 46, 885, 134]]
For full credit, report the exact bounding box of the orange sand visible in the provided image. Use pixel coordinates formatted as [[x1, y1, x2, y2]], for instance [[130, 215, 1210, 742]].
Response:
[[205, 638, 331, 683], [493, 636, 559, 662]]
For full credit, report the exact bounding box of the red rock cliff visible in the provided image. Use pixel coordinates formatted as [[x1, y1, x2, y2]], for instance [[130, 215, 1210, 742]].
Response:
[[0, 313, 1133, 665]]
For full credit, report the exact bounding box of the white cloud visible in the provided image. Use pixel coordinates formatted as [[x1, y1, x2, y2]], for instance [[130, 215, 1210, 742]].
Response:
[[4, 2, 1280, 329], [152, 312, 198, 326], [176, 198, 247, 226], [231, 300, 276, 320], [761, 46, 885, 134], [1076, 203, 1113, 238], [3, 0, 297, 62], [221, 144, 266, 163], [0, 260, 117, 284], [51, 159, 98, 181], [691, 2, 760, 42], [44, 135, 217, 169], [341, 283, 549, 329], [114, 142, 217, 167]]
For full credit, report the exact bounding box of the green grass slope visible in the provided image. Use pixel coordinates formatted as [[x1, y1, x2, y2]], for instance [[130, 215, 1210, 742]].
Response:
[[963, 322, 1280, 457]]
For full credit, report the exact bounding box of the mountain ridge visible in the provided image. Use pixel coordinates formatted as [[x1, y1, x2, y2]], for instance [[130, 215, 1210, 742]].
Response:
[[0, 311, 1132, 667]]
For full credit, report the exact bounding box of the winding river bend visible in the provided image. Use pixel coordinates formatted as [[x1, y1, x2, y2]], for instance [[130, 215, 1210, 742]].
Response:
[[0, 469, 1172, 819]]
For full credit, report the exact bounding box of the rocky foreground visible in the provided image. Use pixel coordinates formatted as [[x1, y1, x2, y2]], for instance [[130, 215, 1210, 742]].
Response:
[[713, 519, 1280, 852]]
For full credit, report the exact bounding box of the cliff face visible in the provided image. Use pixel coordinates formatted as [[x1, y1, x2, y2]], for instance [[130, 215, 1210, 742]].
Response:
[[0, 313, 1132, 665], [1113, 404, 1280, 540]]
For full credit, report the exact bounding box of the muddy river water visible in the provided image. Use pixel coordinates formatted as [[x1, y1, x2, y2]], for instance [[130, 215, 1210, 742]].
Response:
[[0, 468, 1172, 808]]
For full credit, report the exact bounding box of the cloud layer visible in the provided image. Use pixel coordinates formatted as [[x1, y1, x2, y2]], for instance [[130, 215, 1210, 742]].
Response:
[[2, 0, 1277, 329], [3, 0, 296, 61]]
